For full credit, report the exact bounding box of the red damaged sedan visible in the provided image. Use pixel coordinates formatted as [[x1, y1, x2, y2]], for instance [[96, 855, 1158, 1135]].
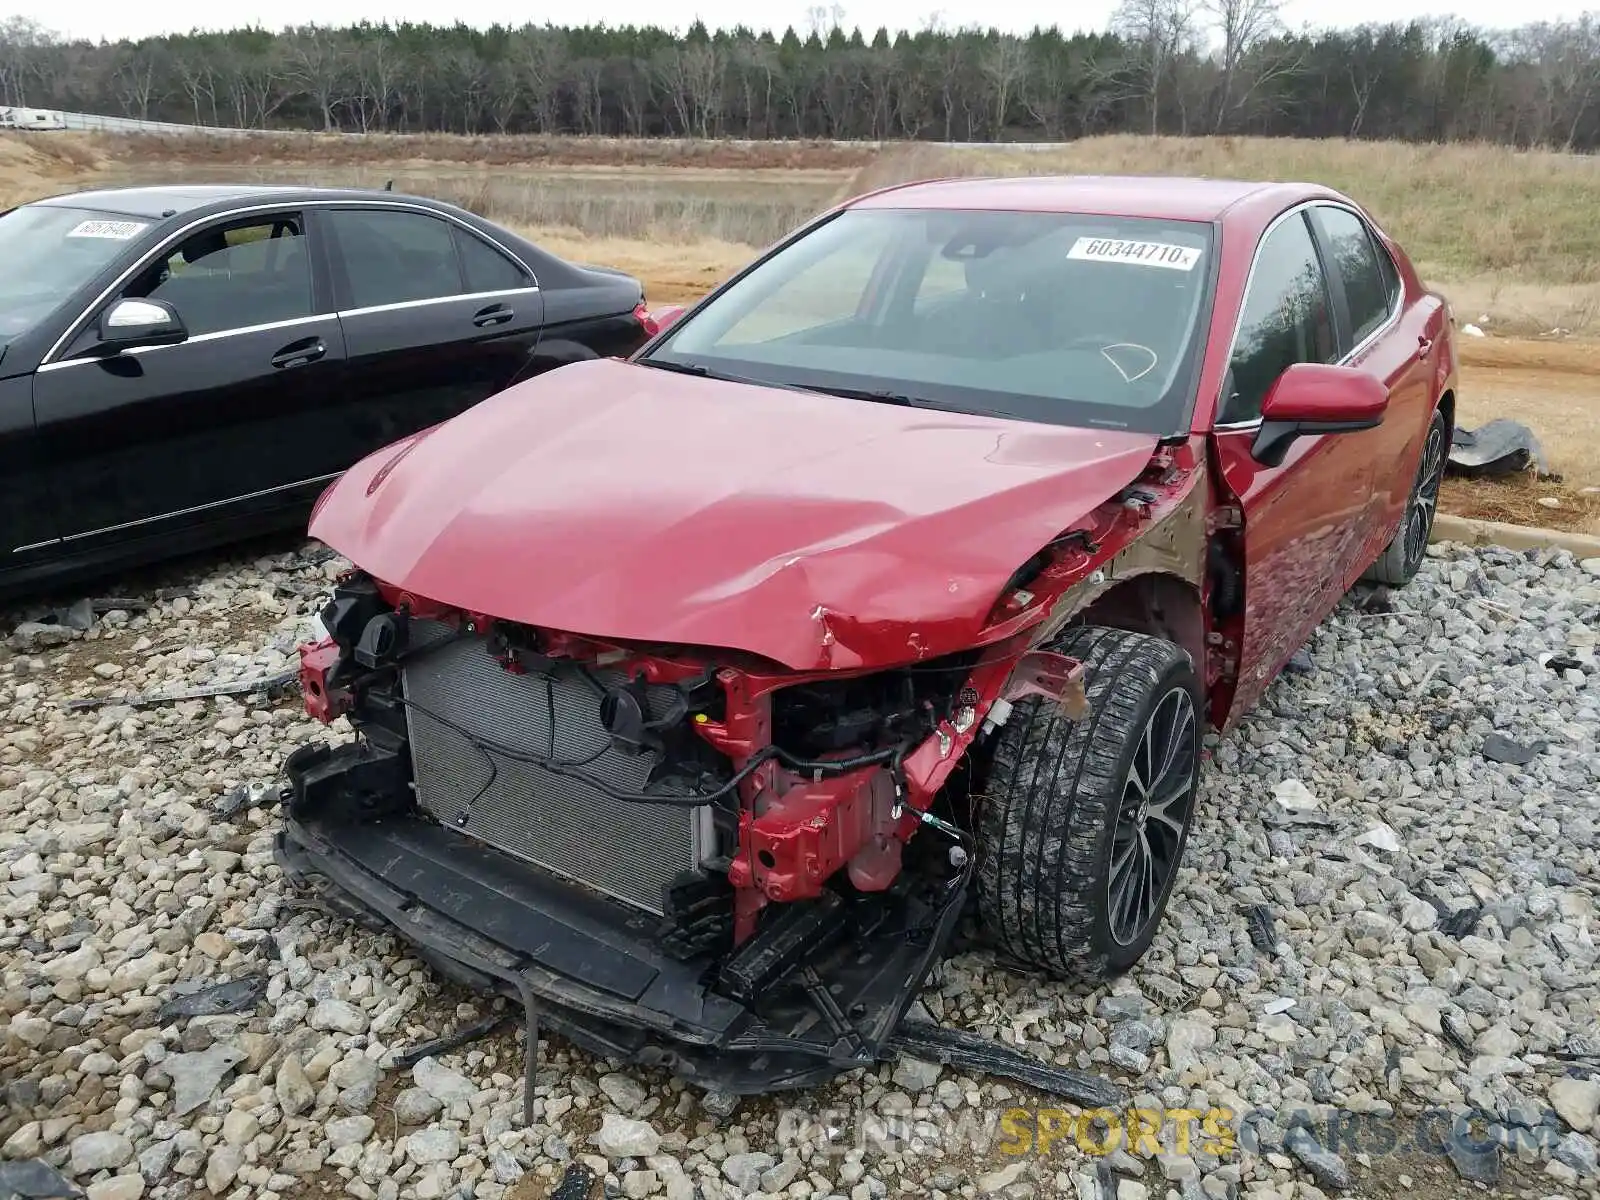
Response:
[[277, 176, 1456, 1097]]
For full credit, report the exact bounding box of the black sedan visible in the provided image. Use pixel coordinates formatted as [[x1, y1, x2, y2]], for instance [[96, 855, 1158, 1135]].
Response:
[[0, 184, 658, 597]]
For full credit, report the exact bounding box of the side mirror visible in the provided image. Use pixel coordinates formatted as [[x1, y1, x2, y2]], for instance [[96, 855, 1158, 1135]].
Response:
[[1251, 363, 1388, 467], [99, 298, 188, 351], [649, 304, 687, 334]]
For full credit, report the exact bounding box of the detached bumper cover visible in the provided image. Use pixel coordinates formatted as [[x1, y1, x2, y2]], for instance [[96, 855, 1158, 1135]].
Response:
[[275, 745, 962, 1094]]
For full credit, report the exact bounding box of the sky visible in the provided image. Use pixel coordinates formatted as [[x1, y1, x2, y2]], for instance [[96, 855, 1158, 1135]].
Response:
[[8, 0, 1591, 43]]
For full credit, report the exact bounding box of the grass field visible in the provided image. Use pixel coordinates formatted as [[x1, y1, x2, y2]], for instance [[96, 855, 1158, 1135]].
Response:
[[4, 129, 1597, 533]]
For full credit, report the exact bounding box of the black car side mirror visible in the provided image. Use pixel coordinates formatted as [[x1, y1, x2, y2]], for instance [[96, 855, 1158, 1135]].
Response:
[[99, 298, 189, 351]]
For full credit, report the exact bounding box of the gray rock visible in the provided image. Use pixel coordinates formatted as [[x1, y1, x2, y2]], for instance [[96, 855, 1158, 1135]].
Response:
[[10, 621, 80, 651], [1551, 1077, 1600, 1132], [85, 1177, 144, 1200], [1284, 1127, 1350, 1190], [137, 1141, 176, 1184], [490, 1149, 523, 1185], [1098, 995, 1148, 1022], [975, 1162, 1029, 1193], [393, 1087, 444, 1124], [760, 1159, 801, 1193], [274, 1053, 316, 1117], [329, 1054, 382, 1093], [70, 1131, 136, 1174], [722, 1152, 777, 1193], [592, 1113, 661, 1159], [310, 998, 369, 1034], [1158, 1155, 1198, 1181], [327, 1116, 376, 1148], [598, 1073, 647, 1112], [204, 1146, 243, 1195], [406, 1128, 460, 1166], [1109, 1044, 1151, 1073], [890, 1057, 941, 1092], [1553, 1131, 1598, 1175], [413, 1057, 477, 1104]]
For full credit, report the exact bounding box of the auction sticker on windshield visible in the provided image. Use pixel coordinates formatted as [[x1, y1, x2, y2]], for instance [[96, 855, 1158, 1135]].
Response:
[[66, 219, 149, 240], [1068, 237, 1201, 272]]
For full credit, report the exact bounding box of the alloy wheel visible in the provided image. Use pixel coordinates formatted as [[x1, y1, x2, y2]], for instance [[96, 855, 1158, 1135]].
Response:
[[1108, 686, 1198, 946], [1404, 420, 1447, 574]]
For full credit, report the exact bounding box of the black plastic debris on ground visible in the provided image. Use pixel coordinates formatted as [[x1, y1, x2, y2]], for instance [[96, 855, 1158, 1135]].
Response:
[[0, 1159, 82, 1200], [158, 974, 269, 1022], [549, 1162, 596, 1200], [1441, 1011, 1475, 1054], [67, 669, 300, 712], [1438, 905, 1484, 940], [1244, 904, 1280, 955], [889, 1019, 1126, 1108], [1481, 732, 1544, 766], [1448, 419, 1550, 479]]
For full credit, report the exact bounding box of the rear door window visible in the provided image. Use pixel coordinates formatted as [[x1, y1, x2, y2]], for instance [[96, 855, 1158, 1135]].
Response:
[[327, 208, 465, 309], [1313, 205, 1397, 349], [453, 227, 532, 293]]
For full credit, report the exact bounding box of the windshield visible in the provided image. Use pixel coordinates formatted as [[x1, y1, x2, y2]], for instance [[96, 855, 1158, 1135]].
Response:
[[0, 204, 151, 345], [643, 207, 1216, 433]]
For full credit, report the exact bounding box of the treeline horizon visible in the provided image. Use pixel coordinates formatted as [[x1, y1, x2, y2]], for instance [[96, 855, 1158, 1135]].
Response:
[[4, 8, 1600, 151]]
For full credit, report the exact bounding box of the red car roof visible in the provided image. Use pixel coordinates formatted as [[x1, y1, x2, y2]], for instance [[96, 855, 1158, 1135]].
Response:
[[848, 175, 1334, 224]]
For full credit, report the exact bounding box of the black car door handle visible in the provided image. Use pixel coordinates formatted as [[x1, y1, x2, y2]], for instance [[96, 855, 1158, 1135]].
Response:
[[473, 304, 514, 328], [271, 338, 326, 370]]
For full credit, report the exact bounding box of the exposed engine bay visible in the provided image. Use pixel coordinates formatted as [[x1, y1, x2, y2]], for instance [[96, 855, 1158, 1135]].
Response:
[[280, 566, 1094, 1090], [277, 437, 1212, 1101]]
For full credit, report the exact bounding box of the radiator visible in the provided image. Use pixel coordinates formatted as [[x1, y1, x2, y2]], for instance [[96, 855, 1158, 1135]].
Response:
[[400, 623, 711, 915]]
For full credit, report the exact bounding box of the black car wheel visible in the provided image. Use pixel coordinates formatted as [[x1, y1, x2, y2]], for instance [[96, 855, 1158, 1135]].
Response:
[[974, 625, 1202, 981], [1364, 406, 1449, 587]]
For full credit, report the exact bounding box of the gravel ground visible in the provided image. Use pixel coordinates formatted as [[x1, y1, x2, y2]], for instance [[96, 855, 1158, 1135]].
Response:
[[1, 539, 1597, 1200]]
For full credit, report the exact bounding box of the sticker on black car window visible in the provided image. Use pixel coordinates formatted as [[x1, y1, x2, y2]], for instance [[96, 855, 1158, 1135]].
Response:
[[66, 219, 149, 240]]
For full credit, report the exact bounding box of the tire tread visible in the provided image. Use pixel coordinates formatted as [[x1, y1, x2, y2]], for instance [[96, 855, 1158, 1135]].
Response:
[[975, 625, 1197, 981]]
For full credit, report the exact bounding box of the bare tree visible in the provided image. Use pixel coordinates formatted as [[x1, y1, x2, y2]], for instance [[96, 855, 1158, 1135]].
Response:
[[0, 17, 51, 106], [1203, 0, 1297, 131], [284, 27, 346, 131], [350, 30, 400, 132], [1112, 0, 1199, 133], [112, 42, 167, 120], [979, 35, 1027, 139]]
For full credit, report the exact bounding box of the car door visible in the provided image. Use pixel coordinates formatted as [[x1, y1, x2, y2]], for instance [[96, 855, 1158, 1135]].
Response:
[[32, 210, 349, 548], [1211, 207, 1387, 724], [0, 374, 58, 579], [322, 205, 545, 462], [1307, 203, 1439, 576]]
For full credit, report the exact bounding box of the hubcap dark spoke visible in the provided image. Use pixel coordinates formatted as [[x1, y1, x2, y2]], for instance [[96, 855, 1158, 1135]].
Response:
[[1107, 686, 1198, 947], [1405, 423, 1446, 569]]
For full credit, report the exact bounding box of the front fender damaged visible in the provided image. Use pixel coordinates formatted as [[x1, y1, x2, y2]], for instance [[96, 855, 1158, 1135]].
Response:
[[279, 437, 1208, 1102]]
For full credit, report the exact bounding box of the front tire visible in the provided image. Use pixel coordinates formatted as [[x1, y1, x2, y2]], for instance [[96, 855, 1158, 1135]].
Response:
[[974, 626, 1202, 982], [1364, 406, 1448, 587]]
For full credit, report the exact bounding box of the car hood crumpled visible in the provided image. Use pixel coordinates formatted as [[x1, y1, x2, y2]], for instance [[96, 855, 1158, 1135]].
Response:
[[309, 358, 1162, 670]]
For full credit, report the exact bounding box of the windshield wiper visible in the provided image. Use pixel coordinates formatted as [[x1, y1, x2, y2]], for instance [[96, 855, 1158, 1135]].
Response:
[[637, 361, 928, 409], [793, 384, 925, 408], [637, 358, 711, 378]]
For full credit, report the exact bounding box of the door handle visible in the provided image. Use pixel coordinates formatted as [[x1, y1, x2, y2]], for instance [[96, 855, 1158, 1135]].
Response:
[[1416, 335, 1433, 359], [271, 338, 326, 370], [473, 304, 514, 328]]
